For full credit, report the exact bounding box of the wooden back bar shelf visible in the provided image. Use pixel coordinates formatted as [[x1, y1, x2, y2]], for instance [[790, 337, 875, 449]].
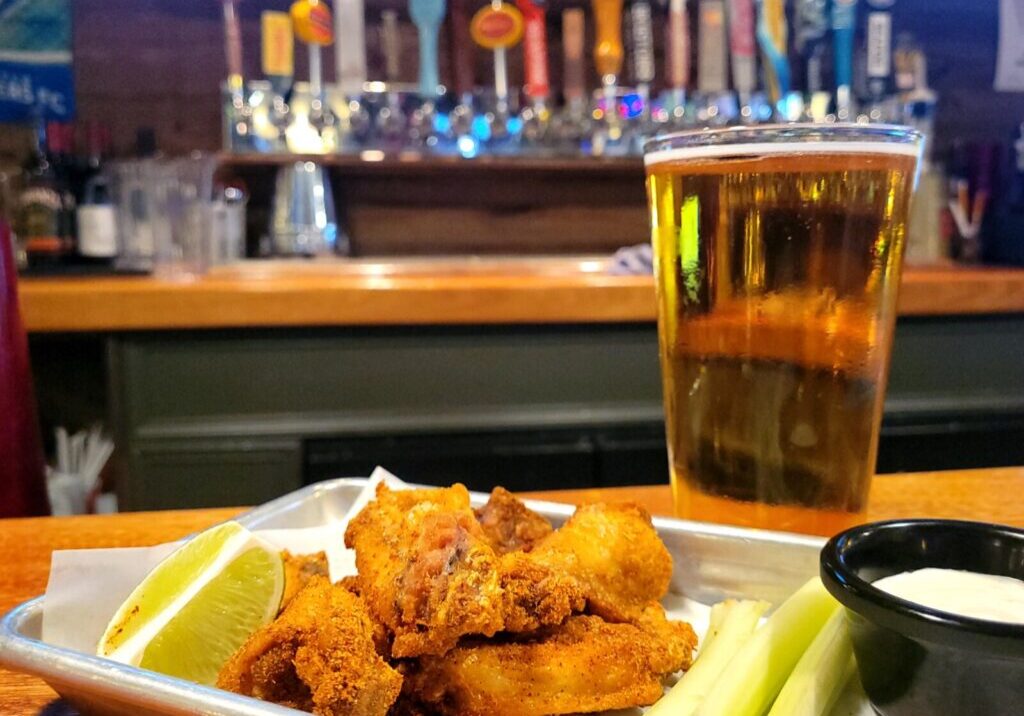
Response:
[[220, 153, 649, 256]]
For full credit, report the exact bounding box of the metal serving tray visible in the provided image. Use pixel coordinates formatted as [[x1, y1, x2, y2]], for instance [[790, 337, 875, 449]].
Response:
[[0, 478, 825, 716]]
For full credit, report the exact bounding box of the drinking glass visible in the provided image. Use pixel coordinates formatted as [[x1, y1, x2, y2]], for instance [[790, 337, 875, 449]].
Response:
[[645, 125, 922, 533]]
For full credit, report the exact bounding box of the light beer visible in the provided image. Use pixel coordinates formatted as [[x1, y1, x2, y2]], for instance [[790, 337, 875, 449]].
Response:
[[646, 128, 920, 532]]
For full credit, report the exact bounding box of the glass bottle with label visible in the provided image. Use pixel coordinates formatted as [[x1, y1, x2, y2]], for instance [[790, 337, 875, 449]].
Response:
[[17, 121, 68, 268]]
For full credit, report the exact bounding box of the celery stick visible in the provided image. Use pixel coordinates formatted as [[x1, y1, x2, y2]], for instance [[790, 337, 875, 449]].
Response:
[[695, 578, 841, 716], [767, 608, 855, 716], [701, 599, 738, 653], [647, 599, 770, 716]]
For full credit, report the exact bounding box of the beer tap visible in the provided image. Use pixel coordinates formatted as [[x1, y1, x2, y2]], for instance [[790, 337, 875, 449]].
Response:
[[335, 0, 373, 148], [220, 0, 254, 151], [697, 0, 729, 124], [831, 0, 857, 120], [445, 0, 477, 152], [726, 0, 757, 122], [793, 0, 832, 122], [863, 0, 894, 120], [470, 0, 525, 149], [628, 0, 655, 126], [261, 11, 295, 149], [410, 0, 446, 99], [375, 10, 407, 147], [409, 0, 446, 152], [290, 0, 336, 151], [663, 0, 690, 125], [552, 8, 592, 152], [516, 0, 552, 146], [334, 0, 367, 97], [755, 0, 791, 118], [591, 0, 625, 152]]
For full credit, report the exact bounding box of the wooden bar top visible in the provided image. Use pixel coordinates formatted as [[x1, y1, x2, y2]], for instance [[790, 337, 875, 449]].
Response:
[[2, 465, 1024, 714], [18, 261, 1024, 333]]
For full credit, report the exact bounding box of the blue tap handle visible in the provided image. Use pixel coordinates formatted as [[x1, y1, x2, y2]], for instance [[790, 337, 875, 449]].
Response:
[[418, 23, 441, 96], [411, 0, 447, 97], [832, 0, 856, 89]]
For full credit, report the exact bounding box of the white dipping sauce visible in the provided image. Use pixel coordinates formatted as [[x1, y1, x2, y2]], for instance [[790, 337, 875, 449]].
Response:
[[873, 568, 1024, 625]]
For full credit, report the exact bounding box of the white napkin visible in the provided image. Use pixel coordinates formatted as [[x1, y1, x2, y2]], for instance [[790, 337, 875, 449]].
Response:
[[41, 467, 406, 652]]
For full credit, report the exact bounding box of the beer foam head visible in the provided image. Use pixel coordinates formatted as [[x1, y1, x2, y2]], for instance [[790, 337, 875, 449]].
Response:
[[645, 139, 922, 167]]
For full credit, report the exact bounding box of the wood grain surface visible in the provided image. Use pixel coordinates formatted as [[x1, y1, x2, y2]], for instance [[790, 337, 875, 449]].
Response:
[[2, 466, 1023, 714], [18, 264, 1024, 334]]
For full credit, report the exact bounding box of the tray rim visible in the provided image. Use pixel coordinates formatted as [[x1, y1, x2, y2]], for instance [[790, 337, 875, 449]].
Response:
[[0, 476, 826, 715]]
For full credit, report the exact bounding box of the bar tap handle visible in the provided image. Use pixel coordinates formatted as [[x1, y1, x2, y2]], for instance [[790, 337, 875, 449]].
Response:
[[291, 0, 337, 149], [592, 0, 625, 92], [410, 0, 447, 98], [221, 0, 253, 149], [832, 0, 857, 120]]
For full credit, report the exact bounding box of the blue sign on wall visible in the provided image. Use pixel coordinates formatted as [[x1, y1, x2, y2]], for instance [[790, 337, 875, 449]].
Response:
[[0, 0, 74, 121]]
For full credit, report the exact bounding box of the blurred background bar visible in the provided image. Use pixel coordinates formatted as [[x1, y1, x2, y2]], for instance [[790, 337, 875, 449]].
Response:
[[2, 0, 1024, 512]]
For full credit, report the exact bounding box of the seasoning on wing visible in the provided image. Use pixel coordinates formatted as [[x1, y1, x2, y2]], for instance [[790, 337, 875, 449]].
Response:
[[217, 576, 402, 716], [531, 502, 674, 623], [344, 483, 584, 658], [475, 486, 553, 554], [280, 550, 329, 609], [405, 614, 697, 716]]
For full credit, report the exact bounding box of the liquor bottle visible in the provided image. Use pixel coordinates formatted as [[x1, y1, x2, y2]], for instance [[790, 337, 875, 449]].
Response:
[[49, 122, 77, 253], [76, 122, 118, 263], [17, 121, 68, 267]]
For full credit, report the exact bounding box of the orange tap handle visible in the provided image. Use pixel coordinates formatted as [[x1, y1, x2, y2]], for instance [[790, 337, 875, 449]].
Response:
[[591, 0, 624, 79]]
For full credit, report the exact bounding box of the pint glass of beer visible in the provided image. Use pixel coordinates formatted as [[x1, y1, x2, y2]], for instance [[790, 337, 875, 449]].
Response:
[[645, 125, 922, 533]]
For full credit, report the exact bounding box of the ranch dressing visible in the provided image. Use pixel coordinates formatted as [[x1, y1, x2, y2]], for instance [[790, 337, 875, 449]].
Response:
[[873, 568, 1024, 625]]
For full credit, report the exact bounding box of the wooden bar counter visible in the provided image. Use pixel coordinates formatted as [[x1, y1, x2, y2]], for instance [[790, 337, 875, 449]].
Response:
[[18, 261, 1024, 333], [2, 466, 1024, 715]]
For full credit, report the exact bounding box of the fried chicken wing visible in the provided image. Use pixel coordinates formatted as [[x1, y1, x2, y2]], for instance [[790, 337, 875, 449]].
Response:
[[280, 550, 329, 609], [217, 576, 402, 716], [531, 502, 674, 623], [344, 483, 584, 658], [405, 615, 695, 716], [475, 486, 553, 553]]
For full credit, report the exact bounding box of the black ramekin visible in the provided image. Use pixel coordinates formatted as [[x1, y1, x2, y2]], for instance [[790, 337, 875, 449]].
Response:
[[820, 519, 1024, 716]]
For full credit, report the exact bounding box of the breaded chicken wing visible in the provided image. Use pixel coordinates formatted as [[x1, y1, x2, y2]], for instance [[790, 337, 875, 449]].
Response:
[[474, 486, 553, 553], [344, 483, 584, 658], [405, 615, 696, 716], [280, 550, 329, 609], [531, 502, 674, 623], [217, 576, 402, 716]]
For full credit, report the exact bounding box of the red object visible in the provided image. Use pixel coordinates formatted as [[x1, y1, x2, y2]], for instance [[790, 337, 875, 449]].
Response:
[[0, 222, 49, 517], [517, 0, 550, 99]]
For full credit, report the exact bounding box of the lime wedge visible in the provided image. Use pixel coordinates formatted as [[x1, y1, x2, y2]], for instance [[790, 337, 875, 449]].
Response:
[[97, 521, 284, 686]]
